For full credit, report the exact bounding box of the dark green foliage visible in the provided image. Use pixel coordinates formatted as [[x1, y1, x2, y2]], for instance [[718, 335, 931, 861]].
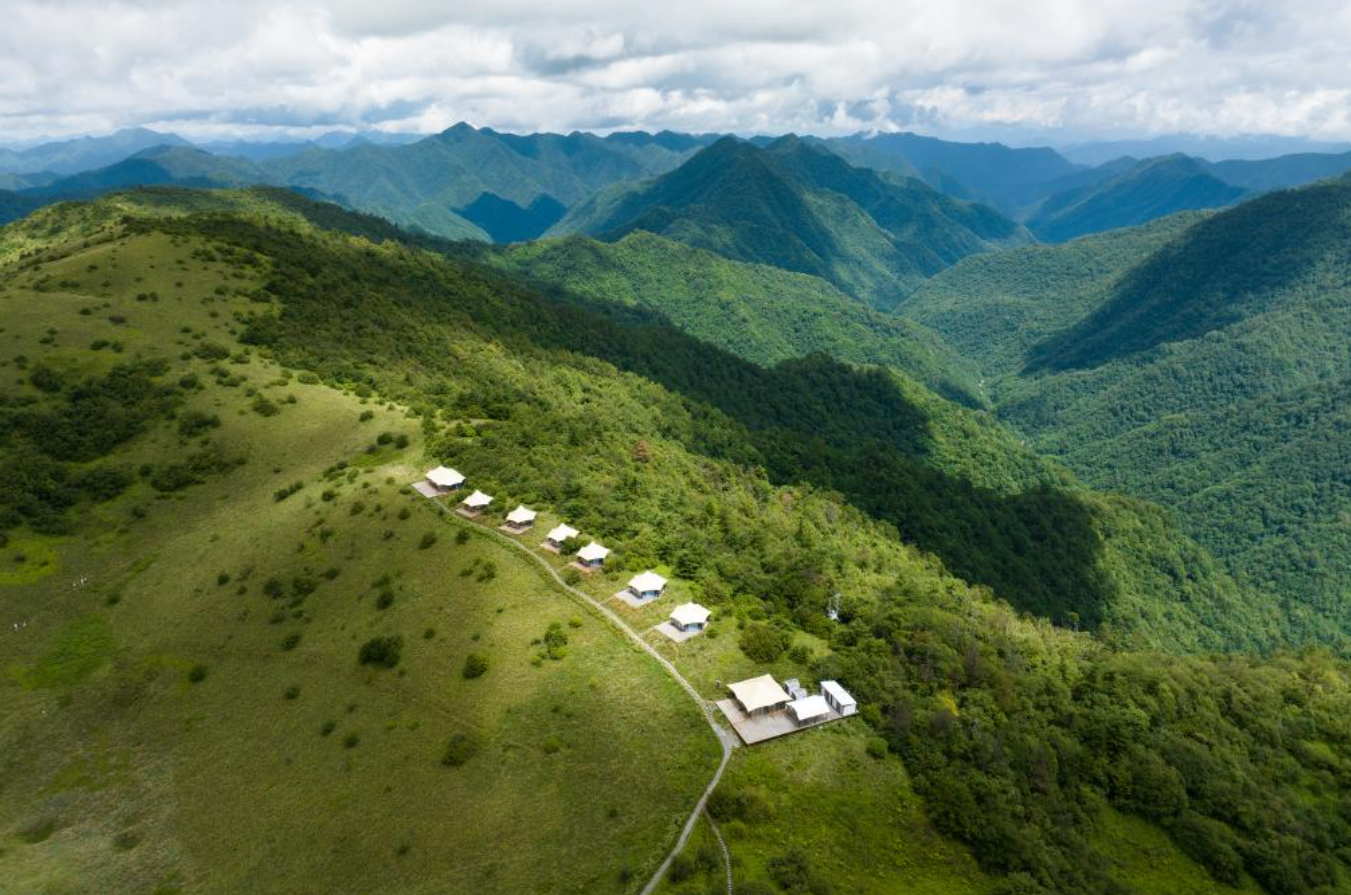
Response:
[[456, 192, 566, 243], [177, 409, 221, 437], [541, 623, 568, 660], [251, 394, 279, 416], [462, 652, 489, 679], [554, 136, 1029, 309], [280, 632, 301, 651], [441, 730, 481, 767], [738, 623, 791, 664], [187, 663, 208, 683], [28, 364, 64, 393], [273, 481, 303, 501], [357, 636, 402, 668], [418, 531, 437, 549]]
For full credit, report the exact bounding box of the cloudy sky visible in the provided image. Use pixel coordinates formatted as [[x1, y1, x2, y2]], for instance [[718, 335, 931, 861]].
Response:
[[3, 0, 1350, 144]]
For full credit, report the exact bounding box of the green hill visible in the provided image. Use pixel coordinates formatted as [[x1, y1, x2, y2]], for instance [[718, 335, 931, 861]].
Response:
[[5, 189, 1351, 895], [552, 136, 1029, 308], [487, 229, 985, 405], [903, 178, 1351, 644], [1026, 155, 1246, 242]]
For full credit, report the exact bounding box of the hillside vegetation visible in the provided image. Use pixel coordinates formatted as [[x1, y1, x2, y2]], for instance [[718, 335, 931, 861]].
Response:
[[904, 177, 1351, 646], [552, 136, 1030, 308], [4, 190, 1351, 895]]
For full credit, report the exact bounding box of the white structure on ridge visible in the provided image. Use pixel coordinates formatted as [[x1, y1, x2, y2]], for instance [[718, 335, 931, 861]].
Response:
[[576, 541, 611, 568], [668, 602, 710, 633], [504, 505, 537, 531], [543, 524, 578, 551], [425, 466, 465, 492], [627, 571, 668, 601]]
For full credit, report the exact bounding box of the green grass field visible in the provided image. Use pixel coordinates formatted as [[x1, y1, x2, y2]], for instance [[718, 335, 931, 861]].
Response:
[[0, 229, 719, 895]]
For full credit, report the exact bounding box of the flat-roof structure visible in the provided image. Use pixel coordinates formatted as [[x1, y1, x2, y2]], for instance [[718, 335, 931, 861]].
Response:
[[669, 602, 711, 631], [788, 695, 831, 724], [820, 680, 858, 716], [425, 466, 465, 490], [505, 505, 537, 527], [727, 674, 790, 715]]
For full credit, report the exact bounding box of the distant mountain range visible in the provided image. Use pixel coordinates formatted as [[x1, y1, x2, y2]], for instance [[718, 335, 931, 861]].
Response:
[[6, 124, 1351, 247]]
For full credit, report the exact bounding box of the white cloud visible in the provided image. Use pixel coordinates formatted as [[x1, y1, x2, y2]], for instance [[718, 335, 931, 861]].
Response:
[[0, 0, 1348, 143]]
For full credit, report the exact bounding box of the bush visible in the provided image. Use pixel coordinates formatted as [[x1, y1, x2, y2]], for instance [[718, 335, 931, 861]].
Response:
[[281, 632, 301, 651], [29, 365, 65, 393], [463, 652, 489, 679], [668, 852, 696, 883], [150, 463, 198, 493], [455, 529, 470, 545], [177, 410, 221, 437], [739, 623, 792, 664], [543, 622, 569, 660], [273, 481, 303, 502], [419, 531, 437, 549], [251, 394, 280, 417], [442, 731, 481, 767], [187, 663, 208, 683], [358, 636, 403, 668]]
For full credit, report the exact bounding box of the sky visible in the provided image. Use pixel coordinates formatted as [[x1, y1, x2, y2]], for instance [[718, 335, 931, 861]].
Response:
[[3, 0, 1351, 145]]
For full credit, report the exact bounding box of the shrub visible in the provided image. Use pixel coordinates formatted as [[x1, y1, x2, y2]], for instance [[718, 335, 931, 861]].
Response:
[[463, 652, 489, 679], [281, 632, 301, 651], [455, 529, 470, 545], [150, 463, 198, 492], [442, 731, 481, 767], [668, 852, 696, 883], [543, 622, 569, 660], [419, 531, 437, 549], [343, 732, 359, 748], [283, 685, 300, 700], [177, 410, 220, 437], [320, 720, 336, 737], [358, 636, 402, 668], [187, 663, 208, 683], [251, 394, 280, 417], [29, 365, 65, 393], [273, 481, 304, 502], [562, 568, 582, 586], [375, 589, 394, 610], [739, 623, 792, 664], [359, 410, 374, 422]]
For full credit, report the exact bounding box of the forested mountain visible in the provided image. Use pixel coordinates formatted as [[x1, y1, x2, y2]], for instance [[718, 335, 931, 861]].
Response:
[[484, 229, 986, 404], [0, 126, 192, 175], [1206, 149, 1351, 191], [904, 176, 1351, 643], [552, 136, 1030, 308], [1025, 155, 1246, 242], [4, 187, 1351, 895], [825, 131, 1080, 213], [23, 146, 270, 199]]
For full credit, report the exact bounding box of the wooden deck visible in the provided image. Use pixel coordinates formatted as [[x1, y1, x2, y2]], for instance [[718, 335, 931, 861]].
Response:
[[715, 698, 845, 745]]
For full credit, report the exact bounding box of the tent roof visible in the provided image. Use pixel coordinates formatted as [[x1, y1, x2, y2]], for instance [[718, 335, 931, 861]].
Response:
[[728, 674, 790, 713], [820, 680, 856, 707], [788, 695, 831, 722], [628, 571, 667, 592], [506, 505, 536, 524], [577, 541, 610, 561], [426, 466, 464, 487], [546, 524, 579, 542], [670, 602, 711, 626], [461, 489, 493, 507]]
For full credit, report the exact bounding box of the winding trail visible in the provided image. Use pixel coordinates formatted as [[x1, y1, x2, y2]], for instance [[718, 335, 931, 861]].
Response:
[[426, 497, 737, 895]]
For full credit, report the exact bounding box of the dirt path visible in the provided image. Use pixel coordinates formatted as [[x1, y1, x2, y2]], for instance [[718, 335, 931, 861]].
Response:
[[426, 496, 736, 895]]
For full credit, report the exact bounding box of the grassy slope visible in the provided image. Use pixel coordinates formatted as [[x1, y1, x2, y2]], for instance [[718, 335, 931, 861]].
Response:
[[6, 190, 1346, 895], [488, 230, 985, 406], [0, 227, 717, 895]]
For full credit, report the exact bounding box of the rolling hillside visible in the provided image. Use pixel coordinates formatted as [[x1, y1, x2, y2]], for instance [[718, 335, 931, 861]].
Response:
[[552, 136, 1030, 308], [4, 189, 1351, 895], [904, 177, 1351, 644], [1026, 155, 1246, 242]]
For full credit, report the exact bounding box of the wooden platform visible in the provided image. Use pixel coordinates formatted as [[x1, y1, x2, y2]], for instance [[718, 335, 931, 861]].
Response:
[[715, 698, 845, 745]]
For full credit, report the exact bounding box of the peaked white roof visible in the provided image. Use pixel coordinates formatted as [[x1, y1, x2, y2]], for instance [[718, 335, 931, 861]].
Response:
[[628, 570, 667, 593], [820, 680, 856, 707], [505, 505, 536, 524], [461, 489, 493, 508], [788, 694, 831, 722], [728, 674, 790, 713], [426, 466, 464, 487], [546, 523, 579, 543], [577, 541, 610, 562], [669, 602, 711, 626]]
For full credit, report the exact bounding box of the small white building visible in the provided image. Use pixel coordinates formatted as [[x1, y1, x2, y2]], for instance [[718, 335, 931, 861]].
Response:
[[788, 694, 832, 726], [728, 674, 791, 716], [820, 680, 857, 717], [504, 505, 537, 531], [543, 524, 579, 551], [458, 490, 493, 516], [627, 570, 668, 601], [783, 678, 808, 700], [668, 602, 710, 633], [576, 541, 611, 569], [425, 466, 465, 492]]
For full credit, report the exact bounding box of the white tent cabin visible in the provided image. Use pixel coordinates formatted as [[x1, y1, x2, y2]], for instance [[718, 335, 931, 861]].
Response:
[[669, 602, 711, 633], [425, 466, 465, 492], [820, 680, 857, 717], [627, 571, 668, 601], [542, 523, 579, 552], [727, 674, 791, 716], [504, 505, 537, 532], [788, 694, 831, 726], [458, 490, 493, 517], [576, 541, 610, 569]]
